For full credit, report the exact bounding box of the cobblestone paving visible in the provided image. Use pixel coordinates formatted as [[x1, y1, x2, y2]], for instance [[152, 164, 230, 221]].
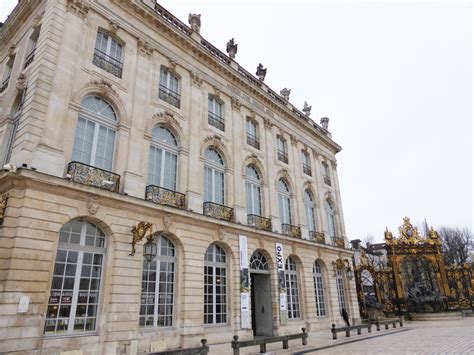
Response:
[[297, 318, 474, 355]]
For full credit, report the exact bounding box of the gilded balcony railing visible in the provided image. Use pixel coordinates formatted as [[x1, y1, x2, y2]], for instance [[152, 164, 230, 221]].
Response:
[[159, 84, 181, 108], [332, 237, 346, 248], [247, 214, 272, 231], [93, 49, 123, 78], [281, 223, 302, 238], [145, 185, 185, 210], [277, 150, 288, 164], [67, 161, 120, 193], [309, 231, 325, 244], [0, 76, 10, 94], [24, 50, 35, 69], [203, 201, 234, 222], [208, 111, 225, 131], [246, 133, 260, 149]]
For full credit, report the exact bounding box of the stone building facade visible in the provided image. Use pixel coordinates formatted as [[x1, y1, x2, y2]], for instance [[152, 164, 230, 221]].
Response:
[[0, 1, 359, 353]]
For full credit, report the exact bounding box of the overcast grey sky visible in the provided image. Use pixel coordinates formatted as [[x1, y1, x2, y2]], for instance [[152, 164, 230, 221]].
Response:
[[1, 1, 472, 242]]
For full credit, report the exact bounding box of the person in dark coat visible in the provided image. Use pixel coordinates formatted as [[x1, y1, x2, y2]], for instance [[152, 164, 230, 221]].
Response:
[[341, 308, 350, 327]]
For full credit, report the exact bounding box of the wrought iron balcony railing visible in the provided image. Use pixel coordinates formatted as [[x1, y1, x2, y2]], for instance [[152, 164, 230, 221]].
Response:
[[309, 231, 326, 244], [332, 237, 345, 249], [0, 76, 10, 94], [67, 161, 120, 193], [281, 223, 302, 238], [247, 214, 272, 231], [303, 163, 312, 176], [145, 185, 186, 210], [208, 111, 225, 131], [277, 150, 288, 164], [203, 201, 234, 222], [159, 84, 181, 108], [323, 175, 331, 186], [93, 49, 123, 78], [24, 50, 35, 69], [246, 133, 260, 150]]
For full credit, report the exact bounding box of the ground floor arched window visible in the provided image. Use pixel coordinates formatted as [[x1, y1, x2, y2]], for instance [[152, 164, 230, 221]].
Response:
[[204, 244, 227, 324]]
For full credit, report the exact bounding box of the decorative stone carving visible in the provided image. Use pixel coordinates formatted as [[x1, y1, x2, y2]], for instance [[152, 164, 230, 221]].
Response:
[[263, 117, 272, 130], [188, 14, 201, 34], [8, 45, 15, 57], [226, 38, 238, 59], [248, 110, 256, 120], [320, 117, 329, 130], [212, 85, 221, 98], [190, 71, 203, 87], [153, 110, 180, 129], [89, 79, 116, 97], [231, 96, 241, 111], [302, 101, 312, 117], [109, 19, 119, 34], [66, 0, 90, 19], [258, 236, 266, 249], [204, 135, 222, 147], [311, 148, 319, 159], [32, 14, 42, 27], [87, 196, 100, 215], [16, 74, 27, 92], [163, 213, 172, 232], [255, 63, 267, 82], [280, 88, 291, 102], [289, 135, 297, 145], [217, 226, 226, 241], [137, 38, 153, 56]]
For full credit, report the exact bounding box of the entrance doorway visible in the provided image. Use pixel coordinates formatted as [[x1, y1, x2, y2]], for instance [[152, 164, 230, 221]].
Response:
[[249, 250, 273, 337]]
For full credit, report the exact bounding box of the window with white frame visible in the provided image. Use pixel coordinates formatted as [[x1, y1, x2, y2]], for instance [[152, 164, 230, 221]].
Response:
[[93, 30, 123, 78], [277, 136, 288, 163], [325, 199, 337, 240], [208, 96, 224, 131], [285, 256, 300, 319], [72, 96, 117, 171], [246, 165, 262, 216], [336, 269, 347, 313], [304, 190, 316, 234], [0, 55, 14, 94], [139, 235, 176, 328], [204, 148, 225, 204], [246, 119, 259, 149], [204, 244, 227, 325], [322, 162, 331, 186], [313, 261, 327, 317], [44, 220, 105, 335], [3, 90, 26, 165], [24, 25, 41, 69], [302, 150, 312, 176], [148, 126, 178, 191], [278, 178, 292, 224], [159, 68, 180, 108]]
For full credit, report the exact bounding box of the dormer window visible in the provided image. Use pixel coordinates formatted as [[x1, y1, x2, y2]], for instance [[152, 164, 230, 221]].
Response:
[[93, 30, 123, 78]]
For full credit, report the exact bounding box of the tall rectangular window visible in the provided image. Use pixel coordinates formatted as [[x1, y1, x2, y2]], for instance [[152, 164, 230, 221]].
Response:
[[0, 55, 14, 94], [277, 136, 288, 164], [93, 31, 123, 78], [159, 68, 180, 108], [336, 269, 347, 313], [208, 97, 224, 131], [246, 119, 259, 149], [302, 151, 312, 176]]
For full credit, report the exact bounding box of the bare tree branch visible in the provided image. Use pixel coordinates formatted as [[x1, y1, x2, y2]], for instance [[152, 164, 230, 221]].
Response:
[[437, 226, 472, 265]]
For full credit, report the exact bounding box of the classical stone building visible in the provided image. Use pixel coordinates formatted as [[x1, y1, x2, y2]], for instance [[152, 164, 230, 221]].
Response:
[[0, 1, 358, 353]]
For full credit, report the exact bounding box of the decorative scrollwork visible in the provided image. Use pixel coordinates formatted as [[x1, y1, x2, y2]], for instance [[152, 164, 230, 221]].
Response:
[[67, 161, 120, 193], [145, 185, 185, 209], [129, 221, 154, 256], [247, 214, 272, 231], [281, 223, 301, 238], [203, 202, 234, 222]]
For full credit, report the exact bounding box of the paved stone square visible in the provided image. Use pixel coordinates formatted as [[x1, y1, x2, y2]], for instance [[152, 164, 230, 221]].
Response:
[[209, 318, 474, 354]]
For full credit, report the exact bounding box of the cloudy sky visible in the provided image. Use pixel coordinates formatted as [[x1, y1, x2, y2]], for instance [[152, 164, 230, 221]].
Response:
[[1, 1, 472, 242]]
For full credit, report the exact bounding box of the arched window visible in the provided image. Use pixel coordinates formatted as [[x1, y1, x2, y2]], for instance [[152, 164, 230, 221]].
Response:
[[204, 148, 225, 204], [278, 178, 292, 224], [204, 244, 227, 325], [336, 269, 347, 313], [325, 199, 337, 240], [72, 96, 117, 171], [148, 126, 178, 190], [250, 250, 268, 272], [246, 165, 262, 216], [304, 190, 316, 234], [285, 256, 300, 319], [140, 235, 176, 328], [44, 220, 106, 335], [313, 261, 327, 317], [3, 90, 26, 165]]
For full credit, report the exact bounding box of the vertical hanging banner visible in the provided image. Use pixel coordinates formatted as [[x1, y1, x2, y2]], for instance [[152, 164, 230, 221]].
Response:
[[275, 242, 287, 324], [239, 235, 251, 328]]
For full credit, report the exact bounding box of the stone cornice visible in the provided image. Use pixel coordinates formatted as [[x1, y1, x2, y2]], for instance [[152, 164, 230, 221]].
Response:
[[108, 0, 341, 154]]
